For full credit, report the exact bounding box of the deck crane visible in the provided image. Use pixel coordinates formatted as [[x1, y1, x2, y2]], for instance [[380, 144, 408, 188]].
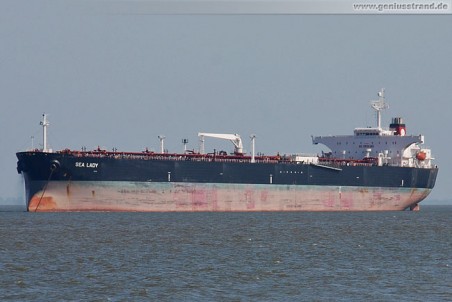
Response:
[[198, 133, 243, 155]]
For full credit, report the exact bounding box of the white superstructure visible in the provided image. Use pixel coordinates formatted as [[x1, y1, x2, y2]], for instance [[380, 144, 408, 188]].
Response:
[[312, 90, 434, 168]]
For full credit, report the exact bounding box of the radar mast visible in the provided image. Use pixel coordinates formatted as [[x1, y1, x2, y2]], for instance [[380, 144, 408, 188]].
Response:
[[370, 88, 389, 129]]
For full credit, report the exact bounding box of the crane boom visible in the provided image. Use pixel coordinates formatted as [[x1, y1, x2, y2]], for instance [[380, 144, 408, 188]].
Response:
[[198, 132, 243, 155]]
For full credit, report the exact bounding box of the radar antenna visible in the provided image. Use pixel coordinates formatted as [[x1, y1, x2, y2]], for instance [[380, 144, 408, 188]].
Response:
[[370, 88, 389, 129]]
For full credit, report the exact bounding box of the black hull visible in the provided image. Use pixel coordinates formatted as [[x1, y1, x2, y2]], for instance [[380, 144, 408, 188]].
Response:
[[17, 152, 438, 187]]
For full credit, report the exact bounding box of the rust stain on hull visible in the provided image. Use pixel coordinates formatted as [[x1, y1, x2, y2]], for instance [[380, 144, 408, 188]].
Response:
[[26, 181, 433, 212], [29, 195, 57, 212]]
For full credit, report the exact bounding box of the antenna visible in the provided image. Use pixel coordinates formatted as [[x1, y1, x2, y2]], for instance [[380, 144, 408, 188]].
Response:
[[370, 88, 389, 128], [39, 113, 49, 152]]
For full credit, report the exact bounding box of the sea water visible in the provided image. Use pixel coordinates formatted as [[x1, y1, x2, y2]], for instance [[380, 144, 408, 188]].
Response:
[[0, 206, 450, 301]]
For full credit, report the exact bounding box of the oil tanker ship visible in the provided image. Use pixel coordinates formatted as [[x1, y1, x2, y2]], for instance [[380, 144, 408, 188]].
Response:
[[16, 90, 438, 212]]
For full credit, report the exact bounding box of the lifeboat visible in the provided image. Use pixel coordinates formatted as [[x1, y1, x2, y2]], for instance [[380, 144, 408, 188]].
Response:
[[416, 151, 427, 161]]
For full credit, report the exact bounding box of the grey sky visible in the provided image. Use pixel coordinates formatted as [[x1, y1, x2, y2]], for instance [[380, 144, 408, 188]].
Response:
[[1, 1, 451, 206]]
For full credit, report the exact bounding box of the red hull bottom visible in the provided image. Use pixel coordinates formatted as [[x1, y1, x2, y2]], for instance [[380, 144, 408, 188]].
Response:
[[27, 181, 432, 212]]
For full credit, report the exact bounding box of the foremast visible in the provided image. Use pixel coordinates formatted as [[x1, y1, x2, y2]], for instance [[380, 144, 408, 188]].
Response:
[[38, 113, 53, 153]]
